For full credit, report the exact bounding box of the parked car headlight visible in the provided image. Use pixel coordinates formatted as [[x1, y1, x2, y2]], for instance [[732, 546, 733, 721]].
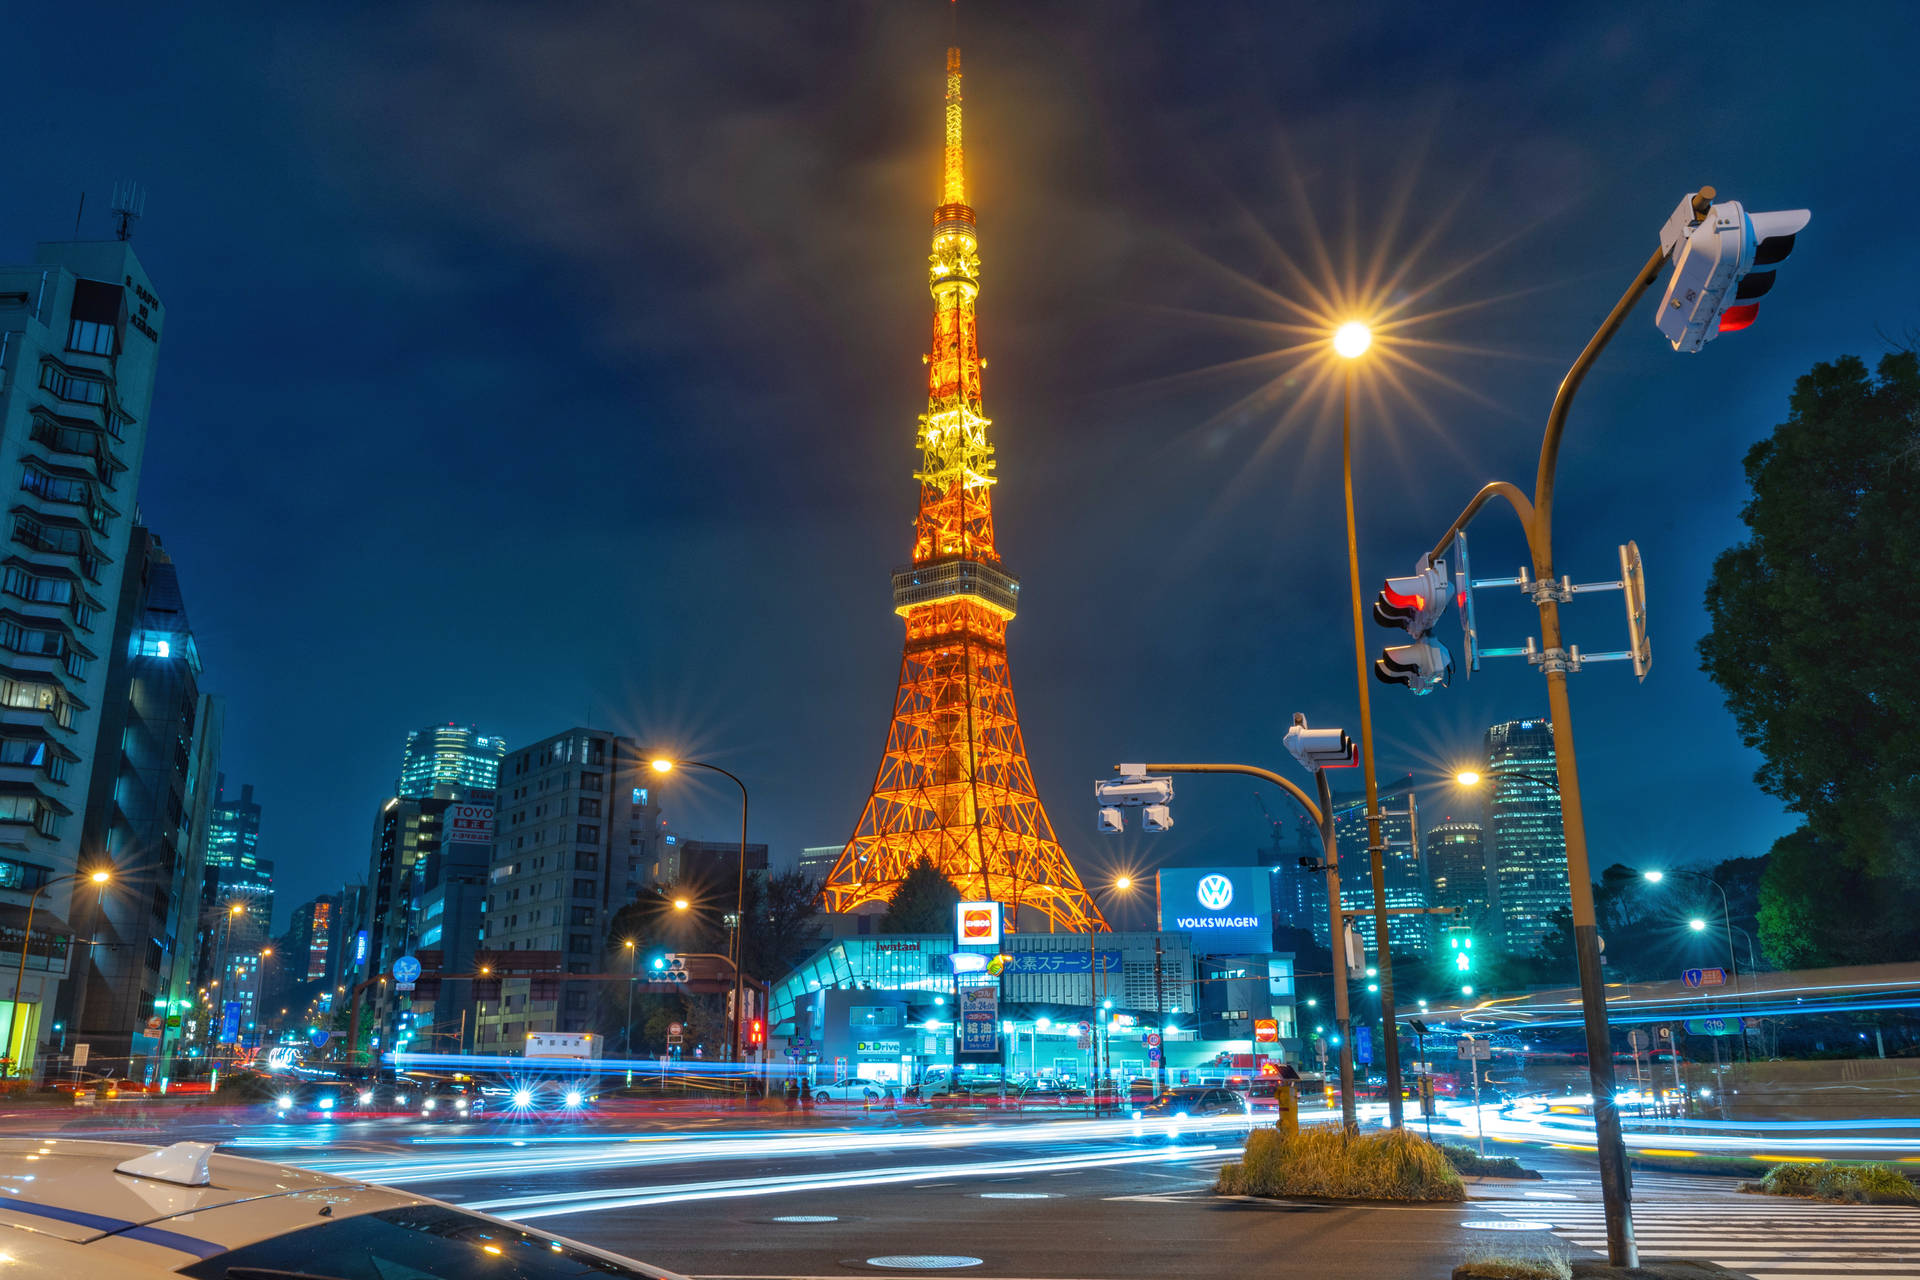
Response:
[[278, 1094, 294, 1108], [358, 1091, 373, 1105], [513, 1089, 533, 1106], [564, 1091, 583, 1108]]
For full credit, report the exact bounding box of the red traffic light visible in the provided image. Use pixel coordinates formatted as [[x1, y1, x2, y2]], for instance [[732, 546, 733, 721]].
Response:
[[1716, 303, 1759, 334]]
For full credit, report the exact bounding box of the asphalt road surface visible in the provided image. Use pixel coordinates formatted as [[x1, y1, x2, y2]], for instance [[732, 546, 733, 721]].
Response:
[[14, 1107, 1918, 1278]]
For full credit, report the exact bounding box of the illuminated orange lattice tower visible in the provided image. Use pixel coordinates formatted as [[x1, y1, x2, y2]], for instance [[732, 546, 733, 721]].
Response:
[[822, 43, 1106, 933]]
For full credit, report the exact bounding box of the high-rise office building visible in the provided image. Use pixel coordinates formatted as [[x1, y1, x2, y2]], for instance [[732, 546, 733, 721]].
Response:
[[1326, 776, 1429, 954], [655, 839, 769, 896], [0, 236, 168, 1073], [396, 723, 505, 801], [1484, 719, 1569, 952], [200, 779, 273, 1044], [798, 846, 841, 881], [479, 728, 664, 1044], [1258, 807, 1326, 941], [1424, 819, 1490, 932], [68, 528, 221, 1074]]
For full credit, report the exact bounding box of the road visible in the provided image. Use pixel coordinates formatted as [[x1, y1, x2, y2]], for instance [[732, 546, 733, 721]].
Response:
[[12, 1105, 1919, 1278]]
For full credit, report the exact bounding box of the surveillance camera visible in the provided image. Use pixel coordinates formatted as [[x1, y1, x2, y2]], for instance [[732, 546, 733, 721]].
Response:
[[1097, 806, 1125, 835], [1141, 804, 1173, 832]]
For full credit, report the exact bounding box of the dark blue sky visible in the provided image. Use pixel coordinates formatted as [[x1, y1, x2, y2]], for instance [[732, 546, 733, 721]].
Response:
[[7, 2, 1913, 930]]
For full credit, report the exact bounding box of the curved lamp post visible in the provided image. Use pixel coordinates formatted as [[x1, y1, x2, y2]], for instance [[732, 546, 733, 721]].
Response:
[[650, 757, 750, 1069]]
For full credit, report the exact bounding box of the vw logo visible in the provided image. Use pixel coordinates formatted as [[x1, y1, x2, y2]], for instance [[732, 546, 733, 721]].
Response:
[[1196, 875, 1234, 911]]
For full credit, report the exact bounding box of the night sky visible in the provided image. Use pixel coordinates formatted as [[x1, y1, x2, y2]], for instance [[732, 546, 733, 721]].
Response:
[[6, 2, 1914, 931]]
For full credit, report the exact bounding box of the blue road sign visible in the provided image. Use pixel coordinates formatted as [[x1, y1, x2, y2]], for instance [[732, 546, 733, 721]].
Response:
[[1355, 1024, 1374, 1065], [392, 955, 422, 984]]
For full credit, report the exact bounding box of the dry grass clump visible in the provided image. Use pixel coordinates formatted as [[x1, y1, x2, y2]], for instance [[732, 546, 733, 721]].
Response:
[[1744, 1160, 1919, 1205], [1216, 1126, 1466, 1201], [1454, 1240, 1571, 1280]]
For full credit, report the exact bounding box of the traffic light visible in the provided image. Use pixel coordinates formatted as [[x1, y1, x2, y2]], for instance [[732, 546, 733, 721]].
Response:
[[1093, 770, 1175, 833], [1373, 558, 1453, 694], [747, 1019, 766, 1047], [1446, 927, 1474, 975], [1655, 192, 1809, 353], [1284, 713, 1356, 771]]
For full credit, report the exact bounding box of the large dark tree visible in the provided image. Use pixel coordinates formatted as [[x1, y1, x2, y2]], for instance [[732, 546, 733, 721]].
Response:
[[880, 856, 961, 933], [1700, 351, 1920, 965]]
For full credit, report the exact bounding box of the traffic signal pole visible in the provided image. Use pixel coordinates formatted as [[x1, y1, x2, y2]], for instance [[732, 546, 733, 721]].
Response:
[[1424, 224, 1685, 1271], [1124, 760, 1356, 1131]]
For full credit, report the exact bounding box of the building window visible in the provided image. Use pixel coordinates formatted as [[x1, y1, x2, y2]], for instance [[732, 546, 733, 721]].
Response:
[[567, 933, 593, 955], [570, 906, 593, 926], [20, 467, 93, 507], [0, 678, 72, 728], [580, 772, 601, 793], [38, 364, 108, 407], [571, 878, 595, 899], [576, 824, 599, 844], [574, 851, 598, 871], [578, 798, 601, 818], [65, 319, 115, 356], [631, 787, 648, 806]]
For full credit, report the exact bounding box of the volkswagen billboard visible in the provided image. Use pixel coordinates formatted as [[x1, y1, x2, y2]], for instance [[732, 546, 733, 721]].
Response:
[[1156, 867, 1271, 954]]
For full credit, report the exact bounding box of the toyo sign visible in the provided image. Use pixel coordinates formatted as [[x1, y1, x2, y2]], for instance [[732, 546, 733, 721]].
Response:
[[1157, 867, 1270, 955]]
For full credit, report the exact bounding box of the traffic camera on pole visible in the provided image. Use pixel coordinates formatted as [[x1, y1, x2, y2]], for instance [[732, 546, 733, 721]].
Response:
[[1283, 713, 1356, 772], [1373, 558, 1454, 693], [1656, 190, 1809, 353], [1094, 768, 1174, 834]]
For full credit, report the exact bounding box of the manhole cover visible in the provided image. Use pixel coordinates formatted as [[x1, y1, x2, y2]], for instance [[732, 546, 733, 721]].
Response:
[[865, 1256, 984, 1270], [1461, 1220, 1547, 1231], [774, 1215, 838, 1223], [978, 1192, 1048, 1199]]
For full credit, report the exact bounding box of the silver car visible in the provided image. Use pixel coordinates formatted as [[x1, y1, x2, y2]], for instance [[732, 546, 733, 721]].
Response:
[[0, 1137, 683, 1278]]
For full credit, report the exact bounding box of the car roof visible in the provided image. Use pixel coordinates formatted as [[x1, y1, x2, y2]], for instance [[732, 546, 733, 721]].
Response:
[[0, 1137, 352, 1245]]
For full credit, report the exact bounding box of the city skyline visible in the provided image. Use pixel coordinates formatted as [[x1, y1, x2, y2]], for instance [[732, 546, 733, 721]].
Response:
[[3, 2, 1910, 924]]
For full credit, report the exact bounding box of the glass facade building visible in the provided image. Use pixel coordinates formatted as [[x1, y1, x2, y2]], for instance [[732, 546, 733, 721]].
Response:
[[1326, 778, 1430, 954], [396, 723, 505, 800], [1424, 819, 1490, 932], [1484, 719, 1569, 952]]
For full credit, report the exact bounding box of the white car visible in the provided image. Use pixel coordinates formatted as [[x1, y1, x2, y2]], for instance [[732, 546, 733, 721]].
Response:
[[809, 1077, 894, 1105], [0, 1137, 684, 1278]]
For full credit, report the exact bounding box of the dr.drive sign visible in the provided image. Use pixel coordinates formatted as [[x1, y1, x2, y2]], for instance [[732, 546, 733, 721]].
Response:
[[1157, 867, 1270, 954]]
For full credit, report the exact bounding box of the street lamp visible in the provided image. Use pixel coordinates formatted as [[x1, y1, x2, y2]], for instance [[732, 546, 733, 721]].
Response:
[[672, 897, 691, 911], [649, 756, 751, 1069], [1687, 918, 1707, 933], [8, 868, 111, 1077], [1334, 316, 1405, 1129]]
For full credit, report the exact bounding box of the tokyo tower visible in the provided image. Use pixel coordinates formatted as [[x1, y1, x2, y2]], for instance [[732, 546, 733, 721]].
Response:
[[820, 37, 1106, 933]]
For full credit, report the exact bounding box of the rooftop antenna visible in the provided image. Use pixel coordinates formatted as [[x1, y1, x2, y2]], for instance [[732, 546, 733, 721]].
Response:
[[110, 180, 145, 241], [72, 192, 86, 239]]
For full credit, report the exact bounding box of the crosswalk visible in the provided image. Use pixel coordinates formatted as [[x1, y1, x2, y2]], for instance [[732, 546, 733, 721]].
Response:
[[1486, 1193, 1920, 1279]]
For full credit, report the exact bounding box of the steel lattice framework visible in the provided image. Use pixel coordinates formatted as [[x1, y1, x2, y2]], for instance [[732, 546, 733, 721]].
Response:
[[821, 44, 1106, 933]]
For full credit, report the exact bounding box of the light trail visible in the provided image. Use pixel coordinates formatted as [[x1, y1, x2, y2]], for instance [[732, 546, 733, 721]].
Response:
[[1417, 1099, 1920, 1157], [291, 1115, 1267, 1186], [461, 1144, 1232, 1222]]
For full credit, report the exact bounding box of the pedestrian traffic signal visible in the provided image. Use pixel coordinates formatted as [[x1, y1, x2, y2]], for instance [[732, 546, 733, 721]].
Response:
[[1655, 191, 1810, 353], [1373, 558, 1453, 694], [1446, 927, 1474, 974], [746, 1019, 765, 1047], [1284, 713, 1357, 771]]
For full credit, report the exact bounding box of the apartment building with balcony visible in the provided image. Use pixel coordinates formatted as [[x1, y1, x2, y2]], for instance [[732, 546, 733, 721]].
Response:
[[0, 238, 165, 1074]]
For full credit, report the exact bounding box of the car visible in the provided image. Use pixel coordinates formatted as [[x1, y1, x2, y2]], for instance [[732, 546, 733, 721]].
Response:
[[417, 1083, 487, 1121], [1133, 1086, 1250, 1119], [0, 1137, 683, 1278], [810, 1077, 895, 1105], [485, 1080, 598, 1115], [265, 1079, 353, 1120]]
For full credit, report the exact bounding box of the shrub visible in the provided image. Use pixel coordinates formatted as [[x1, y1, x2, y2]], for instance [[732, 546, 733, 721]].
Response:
[[1217, 1126, 1466, 1201], [1438, 1143, 1541, 1180], [1745, 1160, 1919, 1205]]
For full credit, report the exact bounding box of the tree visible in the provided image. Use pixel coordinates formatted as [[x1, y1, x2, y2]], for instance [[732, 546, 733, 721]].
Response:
[[880, 856, 961, 933], [739, 870, 824, 981], [1699, 350, 1920, 964]]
